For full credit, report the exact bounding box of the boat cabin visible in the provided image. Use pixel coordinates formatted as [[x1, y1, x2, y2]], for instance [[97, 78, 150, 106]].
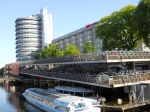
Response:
[[53, 86, 94, 97]]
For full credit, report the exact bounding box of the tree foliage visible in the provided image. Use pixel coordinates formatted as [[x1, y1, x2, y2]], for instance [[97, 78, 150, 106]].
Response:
[[83, 41, 96, 53], [96, 5, 141, 51], [41, 43, 64, 58], [64, 44, 80, 56], [0, 67, 4, 77], [34, 43, 63, 59], [34, 53, 41, 60], [134, 0, 150, 47], [34, 43, 81, 59]]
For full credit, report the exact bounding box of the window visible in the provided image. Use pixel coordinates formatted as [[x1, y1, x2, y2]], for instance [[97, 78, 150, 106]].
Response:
[[96, 38, 100, 42], [65, 39, 69, 42], [59, 41, 63, 44], [72, 40, 75, 43], [97, 49, 100, 52], [87, 36, 91, 38], [97, 44, 100, 47], [84, 31, 88, 35], [72, 36, 75, 39], [88, 30, 91, 35], [60, 45, 63, 48]]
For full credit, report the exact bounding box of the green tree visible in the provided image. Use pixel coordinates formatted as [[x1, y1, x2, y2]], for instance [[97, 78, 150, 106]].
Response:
[[83, 41, 96, 53], [64, 44, 80, 56], [134, 0, 150, 47], [41, 43, 64, 58], [0, 67, 4, 77], [96, 5, 141, 51], [34, 53, 41, 60], [34, 43, 63, 59], [55, 49, 64, 57]]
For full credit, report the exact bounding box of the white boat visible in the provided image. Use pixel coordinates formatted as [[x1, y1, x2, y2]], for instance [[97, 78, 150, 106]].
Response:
[[23, 88, 101, 112]]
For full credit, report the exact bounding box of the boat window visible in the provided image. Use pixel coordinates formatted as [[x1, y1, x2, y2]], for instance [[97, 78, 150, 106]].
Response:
[[55, 106, 66, 111], [70, 92, 74, 95], [59, 90, 63, 93], [67, 107, 70, 112], [64, 91, 69, 94], [43, 100, 49, 105], [84, 92, 93, 97], [39, 98, 42, 101], [71, 102, 80, 109], [79, 103, 87, 108], [48, 102, 50, 105], [75, 92, 83, 97], [56, 90, 59, 92]]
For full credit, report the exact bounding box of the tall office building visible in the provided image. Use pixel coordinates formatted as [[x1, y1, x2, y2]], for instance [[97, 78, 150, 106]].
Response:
[[15, 8, 53, 61], [53, 22, 102, 53]]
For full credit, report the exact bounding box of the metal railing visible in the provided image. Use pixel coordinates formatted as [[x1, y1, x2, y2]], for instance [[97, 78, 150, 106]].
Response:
[[20, 69, 150, 86], [19, 51, 150, 66]]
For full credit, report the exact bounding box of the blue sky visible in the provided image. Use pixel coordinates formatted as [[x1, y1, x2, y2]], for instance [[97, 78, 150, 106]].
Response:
[[0, 0, 139, 68]]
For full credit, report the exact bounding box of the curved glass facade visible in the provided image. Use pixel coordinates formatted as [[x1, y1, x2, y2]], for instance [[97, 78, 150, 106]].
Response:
[[15, 8, 53, 62], [15, 15, 42, 61]]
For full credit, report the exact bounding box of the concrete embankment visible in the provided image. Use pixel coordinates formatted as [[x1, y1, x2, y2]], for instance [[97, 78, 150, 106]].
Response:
[[0, 78, 11, 82]]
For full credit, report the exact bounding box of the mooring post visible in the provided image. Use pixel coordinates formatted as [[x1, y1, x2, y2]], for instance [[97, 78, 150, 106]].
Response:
[[132, 84, 137, 103], [102, 108, 105, 112]]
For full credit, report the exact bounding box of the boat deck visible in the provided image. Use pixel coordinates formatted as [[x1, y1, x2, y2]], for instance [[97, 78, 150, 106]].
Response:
[[32, 89, 69, 99], [30, 88, 97, 105]]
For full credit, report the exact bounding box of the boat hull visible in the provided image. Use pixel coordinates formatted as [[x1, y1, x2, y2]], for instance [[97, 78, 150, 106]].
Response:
[[23, 93, 59, 112]]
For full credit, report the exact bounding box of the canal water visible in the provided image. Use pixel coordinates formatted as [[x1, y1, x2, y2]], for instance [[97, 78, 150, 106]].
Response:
[[0, 81, 150, 112], [0, 81, 43, 112]]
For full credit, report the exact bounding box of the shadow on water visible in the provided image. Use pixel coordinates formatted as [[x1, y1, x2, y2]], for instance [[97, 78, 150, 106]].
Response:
[[0, 81, 43, 112], [24, 101, 43, 112]]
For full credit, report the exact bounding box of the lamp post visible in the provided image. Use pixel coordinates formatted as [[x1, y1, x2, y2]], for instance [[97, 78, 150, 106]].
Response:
[[40, 53, 41, 59], [29, 51, 34, 61]]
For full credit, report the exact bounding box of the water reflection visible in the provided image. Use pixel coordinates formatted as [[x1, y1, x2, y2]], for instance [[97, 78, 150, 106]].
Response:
[[24, 101, 42, 112], [0, 81, 42, 112], [0, 82, 17, 112]]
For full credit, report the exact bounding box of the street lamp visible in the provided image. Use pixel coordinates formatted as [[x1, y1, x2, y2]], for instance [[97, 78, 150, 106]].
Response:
[[40, 53, 41, 59]]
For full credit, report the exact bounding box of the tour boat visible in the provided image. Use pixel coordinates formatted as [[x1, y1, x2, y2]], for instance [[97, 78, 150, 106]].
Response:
[[22, 88, 101, 112]]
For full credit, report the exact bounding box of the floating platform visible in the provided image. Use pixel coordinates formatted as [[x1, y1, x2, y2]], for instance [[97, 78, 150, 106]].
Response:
[[97, 100, 150, 112]]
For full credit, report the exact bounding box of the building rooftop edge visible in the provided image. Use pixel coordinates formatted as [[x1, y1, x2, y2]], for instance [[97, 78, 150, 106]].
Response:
[[53, 21, 99, 42]]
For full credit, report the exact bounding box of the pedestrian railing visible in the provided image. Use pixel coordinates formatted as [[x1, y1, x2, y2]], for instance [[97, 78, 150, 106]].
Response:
[[19, 51, 150, 66]]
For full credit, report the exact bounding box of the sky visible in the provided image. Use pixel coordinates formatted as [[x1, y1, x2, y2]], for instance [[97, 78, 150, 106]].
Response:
[[0, 0, 139, 68]]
